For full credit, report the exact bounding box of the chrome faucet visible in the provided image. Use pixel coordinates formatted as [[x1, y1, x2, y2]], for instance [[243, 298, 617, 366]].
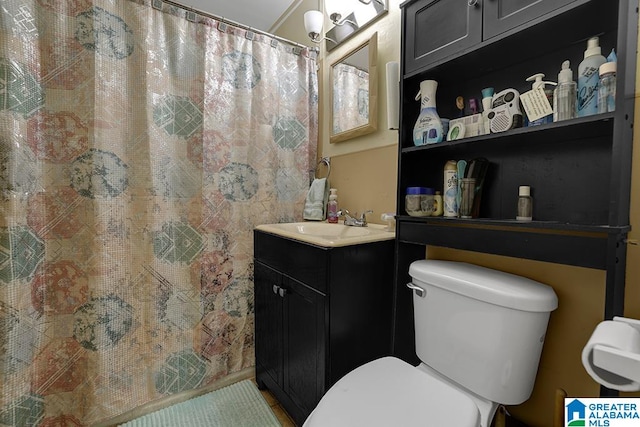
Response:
[[338, 209, 373, 227]]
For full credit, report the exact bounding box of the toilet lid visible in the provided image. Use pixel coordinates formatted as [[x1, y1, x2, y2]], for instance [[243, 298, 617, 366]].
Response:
[[304, 357, 480, 427]]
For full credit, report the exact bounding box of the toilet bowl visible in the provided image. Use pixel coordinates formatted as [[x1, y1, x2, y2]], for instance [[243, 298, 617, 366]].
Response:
[[303, 260, 558, 427], [304, 357, 481, 426]]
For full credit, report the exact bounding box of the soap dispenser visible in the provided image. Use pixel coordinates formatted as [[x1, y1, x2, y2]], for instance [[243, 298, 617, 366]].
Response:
[[327, 188, 339, 224], [525, 73, 555, 126], [553, 60, 577, 122]]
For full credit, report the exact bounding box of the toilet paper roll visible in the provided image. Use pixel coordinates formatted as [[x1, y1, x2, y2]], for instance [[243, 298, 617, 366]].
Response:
[[581, 320, 640, 391]]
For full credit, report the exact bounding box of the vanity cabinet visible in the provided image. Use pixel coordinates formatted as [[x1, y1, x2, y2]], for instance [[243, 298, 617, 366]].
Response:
[[404, 0, 578, 74], [395, 0, 637, 397], [254, 230, 394, 425]]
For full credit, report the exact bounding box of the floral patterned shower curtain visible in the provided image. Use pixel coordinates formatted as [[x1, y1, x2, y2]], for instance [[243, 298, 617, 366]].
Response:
[[0, 0, 318, 425]]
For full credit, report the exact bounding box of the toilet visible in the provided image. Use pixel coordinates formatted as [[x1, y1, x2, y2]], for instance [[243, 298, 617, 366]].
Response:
[[304, 260, 558, 427]]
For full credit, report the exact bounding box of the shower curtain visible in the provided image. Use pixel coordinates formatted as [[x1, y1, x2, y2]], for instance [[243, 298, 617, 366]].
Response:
[[0, 0, 318, 425], [332, 62, 369, 134]]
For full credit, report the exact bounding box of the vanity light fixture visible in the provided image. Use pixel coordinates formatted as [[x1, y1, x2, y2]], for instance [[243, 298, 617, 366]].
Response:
[[358, 0, 385, 4], [303, 10, 337, 44], [303, 11, 356, 44]]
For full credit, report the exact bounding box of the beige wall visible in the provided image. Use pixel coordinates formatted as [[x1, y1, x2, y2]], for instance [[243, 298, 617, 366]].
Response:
[[275, 3, 640, 426]]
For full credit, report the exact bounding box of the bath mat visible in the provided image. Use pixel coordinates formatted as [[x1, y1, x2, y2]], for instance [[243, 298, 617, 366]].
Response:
[[120, 380, 280, 427]]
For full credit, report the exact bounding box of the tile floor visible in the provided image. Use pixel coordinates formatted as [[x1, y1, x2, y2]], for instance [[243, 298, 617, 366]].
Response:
[[252, 379, 296, 427]]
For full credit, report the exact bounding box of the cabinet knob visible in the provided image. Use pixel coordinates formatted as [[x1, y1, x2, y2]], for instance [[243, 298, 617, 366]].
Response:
[[468, 0, 479, 7], [273, 284, 279, 294], [278, 287, 288, 297]]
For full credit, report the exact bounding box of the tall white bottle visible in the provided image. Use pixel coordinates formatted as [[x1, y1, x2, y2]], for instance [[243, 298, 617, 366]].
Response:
[[577, 37, 606, 117], [554, 60, 577, 122]]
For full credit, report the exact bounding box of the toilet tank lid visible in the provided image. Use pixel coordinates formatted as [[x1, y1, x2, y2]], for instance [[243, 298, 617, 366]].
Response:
[[409, 260, 558, 312]]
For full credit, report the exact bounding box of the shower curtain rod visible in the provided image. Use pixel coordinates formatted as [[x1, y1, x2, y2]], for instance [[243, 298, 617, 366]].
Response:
[[161, 0, 318, 52]]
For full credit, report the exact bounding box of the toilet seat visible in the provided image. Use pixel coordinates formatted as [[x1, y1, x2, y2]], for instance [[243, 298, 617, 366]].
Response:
[[303, 356, 480, 427]]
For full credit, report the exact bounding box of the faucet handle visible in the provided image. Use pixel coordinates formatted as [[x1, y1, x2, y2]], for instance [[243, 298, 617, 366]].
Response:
[[359, 210, 373, 221], [337, 209, 350, 217]]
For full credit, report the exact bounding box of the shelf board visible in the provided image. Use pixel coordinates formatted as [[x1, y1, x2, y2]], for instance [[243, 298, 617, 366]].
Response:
[[401, 113, 615, 153], [396, 216, 629, 269], [397, 215, 629, 234]]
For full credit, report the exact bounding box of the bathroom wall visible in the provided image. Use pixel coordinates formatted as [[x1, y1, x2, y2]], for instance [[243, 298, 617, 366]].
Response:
[[274, 0, 401, 219], [275, 3, 640, 426]]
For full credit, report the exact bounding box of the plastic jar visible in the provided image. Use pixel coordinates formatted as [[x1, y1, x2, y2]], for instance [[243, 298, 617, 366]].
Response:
[[598, 62, 616, 114], [420, 187, 435, 216], [405, 187, 431, 217]]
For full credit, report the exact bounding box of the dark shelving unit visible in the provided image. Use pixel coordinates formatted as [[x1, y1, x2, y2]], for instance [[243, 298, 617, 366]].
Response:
[[393, 0, 638, 398]]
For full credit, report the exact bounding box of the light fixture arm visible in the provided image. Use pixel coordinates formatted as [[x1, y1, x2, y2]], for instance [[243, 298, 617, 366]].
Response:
[[329, 12, 357, 27], [308, 32, 337, 44]]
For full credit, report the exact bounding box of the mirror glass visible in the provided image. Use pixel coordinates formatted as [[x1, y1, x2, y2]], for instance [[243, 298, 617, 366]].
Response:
[[330, 32, 378, 143], [324, 0, 387, 51]]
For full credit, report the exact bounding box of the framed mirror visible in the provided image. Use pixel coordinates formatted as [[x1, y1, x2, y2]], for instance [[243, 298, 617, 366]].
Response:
[[324, 0, 388, 51], [330, 32, 378, 144]]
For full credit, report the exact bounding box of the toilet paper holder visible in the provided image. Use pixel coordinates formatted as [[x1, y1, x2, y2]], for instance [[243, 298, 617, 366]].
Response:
[[588, 316, 640, 390]]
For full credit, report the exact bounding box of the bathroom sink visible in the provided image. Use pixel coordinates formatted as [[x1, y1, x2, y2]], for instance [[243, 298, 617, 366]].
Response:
[[255, 221, 395, 247]]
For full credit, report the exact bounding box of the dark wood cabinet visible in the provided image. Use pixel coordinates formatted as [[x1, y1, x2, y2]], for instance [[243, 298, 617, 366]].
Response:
[[404, 0, 580, 74], [404, 0, 481, 74], [395, 0, 638, 397], [254, 261, 325, 422], [254, 230, 394, 425], [483, 0, 577, 39]]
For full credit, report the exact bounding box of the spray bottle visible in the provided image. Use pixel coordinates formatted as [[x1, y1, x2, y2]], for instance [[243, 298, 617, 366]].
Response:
[[413, 80, 444, 145], [553, 60, 577, 122], [443, 160, 458, 217], [525, 73, 556, 126]]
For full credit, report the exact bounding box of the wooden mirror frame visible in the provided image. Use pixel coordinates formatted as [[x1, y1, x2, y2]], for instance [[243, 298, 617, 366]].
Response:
[[329, 32, 378, 144]]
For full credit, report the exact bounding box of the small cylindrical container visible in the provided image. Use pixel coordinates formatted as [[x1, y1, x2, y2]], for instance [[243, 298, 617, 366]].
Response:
[[598, 62, 616, 114], [406, 187, 429, 217], [516, 186, 533, 221]]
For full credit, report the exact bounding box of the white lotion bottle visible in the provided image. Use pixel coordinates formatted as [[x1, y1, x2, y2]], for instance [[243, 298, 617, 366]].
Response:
[[525, 73, 555, 126]]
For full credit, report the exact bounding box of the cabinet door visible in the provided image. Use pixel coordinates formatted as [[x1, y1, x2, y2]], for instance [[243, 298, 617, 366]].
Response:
[[254, 262, 284, 388], [483, 0, 577, 39], [283, 276, 326, 421], [404, 0, 482, 74]]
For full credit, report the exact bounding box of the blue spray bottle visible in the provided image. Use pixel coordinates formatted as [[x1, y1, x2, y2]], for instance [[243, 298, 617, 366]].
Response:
[[577, 37, 606, 117]]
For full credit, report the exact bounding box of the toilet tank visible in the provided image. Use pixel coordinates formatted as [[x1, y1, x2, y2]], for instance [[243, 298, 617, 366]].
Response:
[[408, 260, 558, 405]]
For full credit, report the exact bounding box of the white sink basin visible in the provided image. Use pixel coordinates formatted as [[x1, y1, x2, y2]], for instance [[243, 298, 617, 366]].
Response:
[[255, 221, 395, 247]]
